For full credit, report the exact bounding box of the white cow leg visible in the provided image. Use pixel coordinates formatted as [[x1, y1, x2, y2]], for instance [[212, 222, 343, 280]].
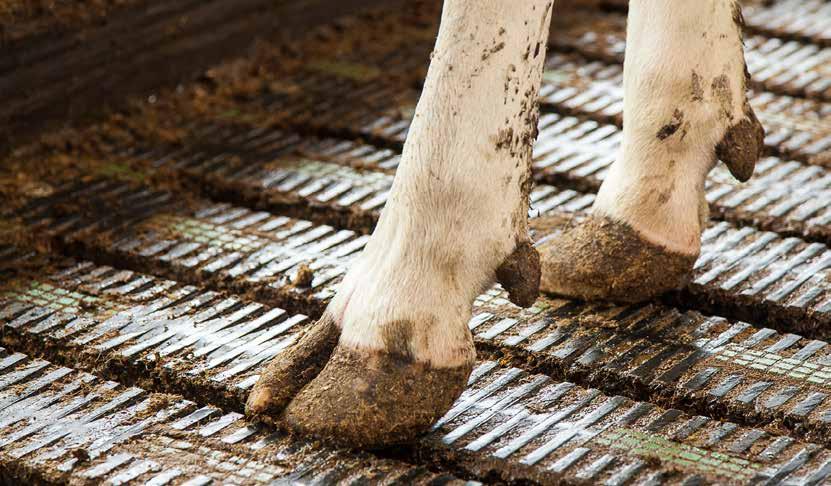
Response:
[[247, 0, 554, 448], [538, 0, 764, 303]]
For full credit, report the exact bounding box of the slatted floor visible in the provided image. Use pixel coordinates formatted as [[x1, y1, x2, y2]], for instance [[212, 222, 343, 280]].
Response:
[[4, 247, 831, 484], [4, 0, 831, 483]]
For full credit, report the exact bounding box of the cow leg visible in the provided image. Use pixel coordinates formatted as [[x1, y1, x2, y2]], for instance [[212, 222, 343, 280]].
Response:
[[539, 0, 764, 303], [246, 0, 554, 448]]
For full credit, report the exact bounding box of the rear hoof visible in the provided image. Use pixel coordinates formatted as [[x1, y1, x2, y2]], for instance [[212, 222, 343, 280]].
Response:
[[283, 347, 473, 449], [246, 314, 339, 422], [538, 215, 698, 304]]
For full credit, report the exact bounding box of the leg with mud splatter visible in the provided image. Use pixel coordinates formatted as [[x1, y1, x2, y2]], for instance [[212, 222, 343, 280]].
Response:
[[539, 0, 764, 303], [246, 0, 553, 447]]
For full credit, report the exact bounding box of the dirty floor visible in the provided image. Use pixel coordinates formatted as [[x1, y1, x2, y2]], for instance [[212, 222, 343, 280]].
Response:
[[2, 0, 831, 484]]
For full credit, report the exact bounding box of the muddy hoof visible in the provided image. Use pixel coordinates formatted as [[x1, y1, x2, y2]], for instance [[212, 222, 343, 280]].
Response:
[[538, 215, 698, 304], [246, 314, 339, 421], [283, 347, 473, 449]]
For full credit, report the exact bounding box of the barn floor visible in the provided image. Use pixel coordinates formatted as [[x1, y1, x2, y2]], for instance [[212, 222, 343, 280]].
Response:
[[2, 0, 831, 483]]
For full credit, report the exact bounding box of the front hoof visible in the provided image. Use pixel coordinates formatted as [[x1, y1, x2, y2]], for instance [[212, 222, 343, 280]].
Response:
[[282, 347, 473, 449], [246, 314, 339, 421], [538, 215, 698, 304]]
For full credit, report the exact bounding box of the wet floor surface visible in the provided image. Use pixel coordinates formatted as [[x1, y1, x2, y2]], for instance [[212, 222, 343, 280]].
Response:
[[3, 0, 831, 484]]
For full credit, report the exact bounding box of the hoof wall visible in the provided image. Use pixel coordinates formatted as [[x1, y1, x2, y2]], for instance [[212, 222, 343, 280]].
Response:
[[283, 348, 472, 449], [246, 315, 339, 421], [539, 215, 697, 304]]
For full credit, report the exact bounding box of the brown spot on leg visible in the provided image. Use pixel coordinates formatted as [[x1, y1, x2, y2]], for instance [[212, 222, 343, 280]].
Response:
[[717, 105, 765, 182], [481, 41, 505, 61], [381, 319, 416, 362], [494, 126, 514, 151], [496, 240, 540, 307], [711, 75, 734, 121], [656, 109, 685, 141], [246, 314, 340, 421], [691, 71, 704, 102], [657, 181, 675, 205], [283, 347, 473, 448]]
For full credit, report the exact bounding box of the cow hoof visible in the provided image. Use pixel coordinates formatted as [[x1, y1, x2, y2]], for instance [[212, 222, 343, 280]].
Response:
[[245, 314, 340, 422], [538, 214, 698, 304], [282, 347, 473, 449]]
